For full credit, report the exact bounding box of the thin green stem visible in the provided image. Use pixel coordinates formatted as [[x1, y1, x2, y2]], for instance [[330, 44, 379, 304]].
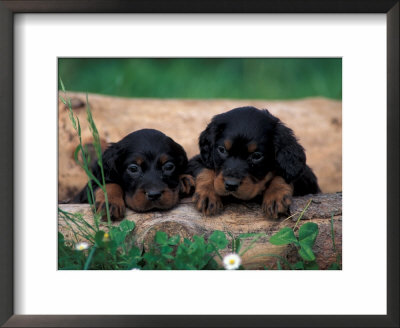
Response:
[[99, 164, 112, 230], [58, 209, 95, 243], [214, 249, 223, 260], [84, 245, 97, 270], [59, 208, 96, 233], [85, 95, 112, 231], [293, 198, 312, 230], [239, 233, 266, 256]]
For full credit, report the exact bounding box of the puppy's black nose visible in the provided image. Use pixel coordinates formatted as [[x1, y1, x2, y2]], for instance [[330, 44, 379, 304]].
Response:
[[224, 178, 240, 191], [146, 190, 162, 201]]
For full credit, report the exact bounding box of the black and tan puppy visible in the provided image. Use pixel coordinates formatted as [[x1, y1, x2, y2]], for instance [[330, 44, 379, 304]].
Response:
[[72, 129, 194, 220], [187, 106, 320, 219]]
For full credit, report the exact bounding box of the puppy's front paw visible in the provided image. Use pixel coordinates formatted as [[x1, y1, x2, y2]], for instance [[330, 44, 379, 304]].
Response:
[[95, 183, 126, 221], [179, 174, 195, 195], [192, 168, 223, 215], [96, 199, 126, 221], [262, 176, 293, 219], [193, 190, 223, 216]]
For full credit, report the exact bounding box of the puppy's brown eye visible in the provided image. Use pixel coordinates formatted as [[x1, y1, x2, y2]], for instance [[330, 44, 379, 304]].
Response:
[[163, 162, 175, 172], [251, 152, 264, 162], [127, 164, 141, 174], [217, 146, 226, 155]]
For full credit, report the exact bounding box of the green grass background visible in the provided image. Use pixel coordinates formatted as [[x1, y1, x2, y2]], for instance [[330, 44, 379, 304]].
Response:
[[58, 58, 342, 100]]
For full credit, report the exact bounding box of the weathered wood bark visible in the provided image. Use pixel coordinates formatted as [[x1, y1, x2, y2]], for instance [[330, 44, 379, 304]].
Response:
[[59, 193, 342, 269]]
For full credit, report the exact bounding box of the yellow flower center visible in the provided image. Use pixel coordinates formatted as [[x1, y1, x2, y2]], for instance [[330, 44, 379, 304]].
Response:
[[229, 259, 235, 265], [78, 245, 84, 250]]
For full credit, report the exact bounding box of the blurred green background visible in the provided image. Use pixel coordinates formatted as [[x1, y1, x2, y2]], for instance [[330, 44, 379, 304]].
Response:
[[58, 58, 341, 100]]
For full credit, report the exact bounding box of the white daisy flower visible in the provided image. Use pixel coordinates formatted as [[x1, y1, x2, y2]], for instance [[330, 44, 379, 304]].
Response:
[[223, 253, 241, 270], [75, 241, 90, 251]]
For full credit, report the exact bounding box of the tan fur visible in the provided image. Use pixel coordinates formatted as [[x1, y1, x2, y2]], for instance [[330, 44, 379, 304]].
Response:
[[125, 188, 179, 212], [214, 172, 274, 200], [95, 183, 126, 221], [224, 139, 232, 150], [262, 176, 293, 219], [160, 189, 180, 209], [213, 172, 227, 196], [159, 154, 169, 165], [192, 169, 223, 215], [233, 172, 274, 200], [179, 174, 195, 195], [135, 157, 144, 165], [247, 142, 258, 153]]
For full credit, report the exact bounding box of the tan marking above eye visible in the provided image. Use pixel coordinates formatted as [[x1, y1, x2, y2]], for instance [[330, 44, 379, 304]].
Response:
[[247, 142, 258, 153], [134, 157, 144, 165], [159, 154, 169, 165], [224, 139, 232, 150]]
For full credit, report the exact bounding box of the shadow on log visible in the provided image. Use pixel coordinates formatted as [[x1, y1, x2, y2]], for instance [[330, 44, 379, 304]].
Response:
[[59, 193, 342, 269]]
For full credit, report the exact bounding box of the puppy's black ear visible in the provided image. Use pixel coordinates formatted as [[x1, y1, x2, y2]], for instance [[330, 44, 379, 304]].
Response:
[[92, 143, 125, 184], [168, 137, 188, 173], [273, 122, 306, 182], [199, 121, 219, 168]]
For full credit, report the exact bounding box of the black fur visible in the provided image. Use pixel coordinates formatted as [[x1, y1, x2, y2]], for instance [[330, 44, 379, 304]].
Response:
[[71, 129, 189, 208], [188, 106, 320, 196]]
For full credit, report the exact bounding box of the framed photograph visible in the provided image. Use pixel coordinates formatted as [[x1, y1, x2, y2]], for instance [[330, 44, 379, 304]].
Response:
[[1, 1, 398, 327]]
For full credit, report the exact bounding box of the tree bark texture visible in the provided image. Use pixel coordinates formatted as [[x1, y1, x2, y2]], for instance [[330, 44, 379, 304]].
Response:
[[59, 192, 342, 269]]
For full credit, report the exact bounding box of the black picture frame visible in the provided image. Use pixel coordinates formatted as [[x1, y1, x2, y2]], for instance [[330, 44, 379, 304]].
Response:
[[0, 1, 398, 327]]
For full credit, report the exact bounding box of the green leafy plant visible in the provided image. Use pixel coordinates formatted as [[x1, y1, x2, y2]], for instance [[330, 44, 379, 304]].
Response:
[[141, 231, 220, 270], [267, 214, 341, 270], [58, 224, 268, 270], [59, 79, 112, 227], [268, 222, 319, 269], [59, 79, 141, 269]]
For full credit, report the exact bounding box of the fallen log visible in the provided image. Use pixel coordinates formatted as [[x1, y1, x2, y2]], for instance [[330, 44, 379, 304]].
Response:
[[58, 192, 342, 269]]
